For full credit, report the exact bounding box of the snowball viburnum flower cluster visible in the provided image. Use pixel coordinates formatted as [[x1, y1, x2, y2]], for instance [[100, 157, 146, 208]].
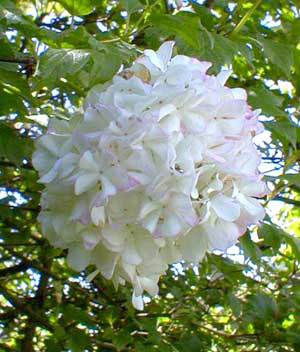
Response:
[[33, 42, 266, 310]]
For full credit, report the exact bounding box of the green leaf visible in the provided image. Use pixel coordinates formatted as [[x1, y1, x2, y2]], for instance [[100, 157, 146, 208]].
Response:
[[149, 13, 201, 49], [257, 224, 281, 252], [0, 87, 27, 116], [265, 120, 298, 148], [258, 224, 300, 260], [112, 329, 133, 351], [56, 0, 95, 15], [66, 328, 90, 352], [259, 38, 293, 79], [248, 85, 285, 117], [119, 0, 144, 15], [248, 291, 277, 320], [240, 232, 262, 261], [0, 124, 32, 165], [39, 48, 90, 82], [0, 68, 32, 102], [205, 33, 237, 66], [279, 174, 300, 187], [62, 304, 94, 326], [89, 50, 122, 85]]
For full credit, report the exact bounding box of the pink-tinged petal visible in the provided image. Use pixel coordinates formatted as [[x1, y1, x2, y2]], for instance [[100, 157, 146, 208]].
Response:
[[118, 175, 140, 191], [75, 173, 99, 195], [218, 118, 244, 135], [79, 211, 90, 225]]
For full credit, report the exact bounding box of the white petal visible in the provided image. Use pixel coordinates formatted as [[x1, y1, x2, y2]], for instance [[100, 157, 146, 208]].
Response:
[[156, 41, 175, 69], [216, 70, 232, 85], [122, 236, 142, 265], [81, 229, 101, 250], [39, 135, 60, 156], [91, 206, 106, 226], [178, 226, 208, 262], [102, 225, 126, 248], [141, 210, 161, 234], [67, 243, 90, 271], [92, 243, 119, 279], [79, 150, 99, 171], [140, 277, 159, 296], [38, 166, 58, 183], [75, 173, 99, 195], [132, 291, 144, 310], [100, 175, 117, 198], [211, 194, 240, 222]]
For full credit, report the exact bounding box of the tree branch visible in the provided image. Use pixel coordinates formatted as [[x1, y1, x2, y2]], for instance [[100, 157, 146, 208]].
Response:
[[192, 320, 258, 340], [0, 263, 30, 277], [0, 284, 53, 331], [0, 56, 35, 65]]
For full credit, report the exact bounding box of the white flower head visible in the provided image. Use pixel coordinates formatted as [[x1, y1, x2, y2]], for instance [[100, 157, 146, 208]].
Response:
[[34, 41, 266, 310]]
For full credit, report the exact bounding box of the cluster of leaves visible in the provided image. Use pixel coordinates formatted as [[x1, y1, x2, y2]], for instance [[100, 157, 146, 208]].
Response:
[[1, 0, 300, 351]]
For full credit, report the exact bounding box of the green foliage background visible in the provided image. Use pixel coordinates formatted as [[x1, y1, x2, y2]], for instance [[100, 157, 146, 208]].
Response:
[[1, 0, 300, 351]]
